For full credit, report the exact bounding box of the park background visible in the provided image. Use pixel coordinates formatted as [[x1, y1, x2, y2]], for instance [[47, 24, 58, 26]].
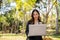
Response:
[[0, 0, 60, 40]]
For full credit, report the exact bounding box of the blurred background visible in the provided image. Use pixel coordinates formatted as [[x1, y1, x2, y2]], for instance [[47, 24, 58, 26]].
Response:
[[0, 0, 60, 40]]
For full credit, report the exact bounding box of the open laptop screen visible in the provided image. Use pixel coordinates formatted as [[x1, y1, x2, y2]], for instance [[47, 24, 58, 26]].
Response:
[[28, 24, 47, 36]]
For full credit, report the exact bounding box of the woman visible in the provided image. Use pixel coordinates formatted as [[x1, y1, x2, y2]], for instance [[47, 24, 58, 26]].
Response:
[[25, 9, 43, 40]]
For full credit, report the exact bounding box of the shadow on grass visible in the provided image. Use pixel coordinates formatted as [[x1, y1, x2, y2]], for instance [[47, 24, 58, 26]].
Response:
[[0, 33, 26, 37], [52, 34, 60, 38]]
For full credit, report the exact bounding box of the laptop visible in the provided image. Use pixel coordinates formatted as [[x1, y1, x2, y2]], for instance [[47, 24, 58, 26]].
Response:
[[28, 24, 46, 36]]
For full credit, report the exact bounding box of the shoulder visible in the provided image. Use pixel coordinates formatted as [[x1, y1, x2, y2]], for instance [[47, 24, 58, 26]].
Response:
[[27, 20, 33, 24], [27, 20, 32, 24]]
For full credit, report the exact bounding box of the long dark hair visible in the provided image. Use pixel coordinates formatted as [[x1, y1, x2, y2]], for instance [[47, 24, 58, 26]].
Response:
[[29, 9, 41, 24]]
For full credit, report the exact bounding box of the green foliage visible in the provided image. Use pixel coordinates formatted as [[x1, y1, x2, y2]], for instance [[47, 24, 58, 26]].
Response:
[[0, 0, 60, 34]]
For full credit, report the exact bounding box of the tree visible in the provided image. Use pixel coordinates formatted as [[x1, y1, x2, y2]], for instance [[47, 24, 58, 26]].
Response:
[[0, 0, 2, 8], [55, 0, 59, 34], [15, 0, 37, 27]]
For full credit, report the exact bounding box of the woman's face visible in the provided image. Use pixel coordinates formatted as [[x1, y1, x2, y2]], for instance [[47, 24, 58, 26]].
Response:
[[33, 11, 39, 20]]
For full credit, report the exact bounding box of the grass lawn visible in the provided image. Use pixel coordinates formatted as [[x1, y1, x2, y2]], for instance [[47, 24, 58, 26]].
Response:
[[0, 33, 60, 40], [51, 34, 60, 40]]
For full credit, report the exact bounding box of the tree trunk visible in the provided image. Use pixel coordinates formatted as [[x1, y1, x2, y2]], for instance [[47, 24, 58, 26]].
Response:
[[0, 0, 2, 8], [55, 0, 59, 34], [46, 0, 50, 23]]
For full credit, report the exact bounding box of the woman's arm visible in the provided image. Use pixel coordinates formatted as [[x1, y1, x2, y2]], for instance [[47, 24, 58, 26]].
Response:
[[25, 22, 29, 36]]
